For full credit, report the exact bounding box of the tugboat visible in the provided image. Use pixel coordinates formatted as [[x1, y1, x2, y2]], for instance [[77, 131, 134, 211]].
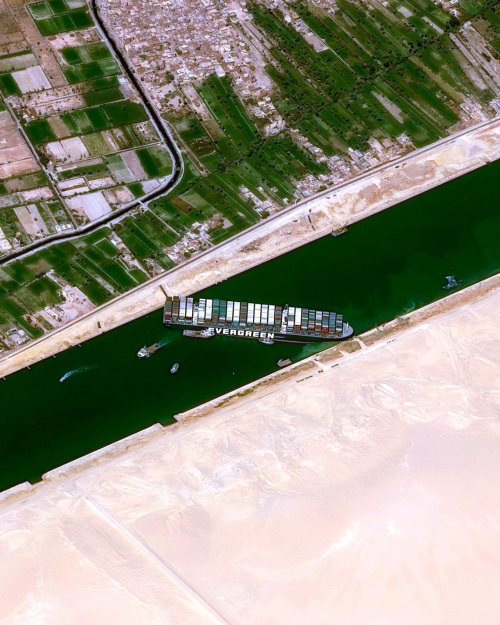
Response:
[[170, 362, 180, 374], [277, 358, 292, 367], [259, 337, 275, 345], [443, 275, 462, 290], [182, 328, 215, 339], [137, 343, 163, 359]]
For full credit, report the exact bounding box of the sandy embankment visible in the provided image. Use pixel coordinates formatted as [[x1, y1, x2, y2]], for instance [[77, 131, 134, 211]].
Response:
[[0, 275, 499, 625], [1, 118, 500, 377]]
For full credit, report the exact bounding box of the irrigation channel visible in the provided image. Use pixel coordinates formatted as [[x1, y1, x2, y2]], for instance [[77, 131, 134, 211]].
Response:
[[0, 0, 184, 265], [1, 161, 500, 492]]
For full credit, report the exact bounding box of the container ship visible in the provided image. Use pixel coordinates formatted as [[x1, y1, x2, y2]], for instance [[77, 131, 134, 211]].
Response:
[[163, 296, 353, 344]]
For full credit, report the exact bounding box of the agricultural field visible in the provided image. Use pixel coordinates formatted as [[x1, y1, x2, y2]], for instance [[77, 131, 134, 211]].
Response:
[[0, 0, 173, 245], [60, 42, 121, 84], [2, 0, 500, 352], [197, 75, 261, 162], [59, 100, 148, 134], [0, 0, 180, 348], [248, 0, 500, 154], [28, 0, 93, 36], [0, 226, 150, 346], [150, 0, 500, 258], [152, 76, 327, 244], [0, 50, 52, 98], [114, 212, 178, 269]]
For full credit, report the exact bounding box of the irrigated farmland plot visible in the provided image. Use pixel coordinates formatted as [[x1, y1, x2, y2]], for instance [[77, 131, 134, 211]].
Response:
[[29, 0, 93, 36], [248, 0, 479, 153], [2, 0, 500, 352]]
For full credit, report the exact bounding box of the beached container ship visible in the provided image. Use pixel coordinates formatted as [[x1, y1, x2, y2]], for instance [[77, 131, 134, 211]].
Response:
[[163, 296, 353, 344]]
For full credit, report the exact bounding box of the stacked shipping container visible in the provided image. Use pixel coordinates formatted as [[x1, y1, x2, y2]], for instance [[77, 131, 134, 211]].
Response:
[[164, 296, 348, 339]]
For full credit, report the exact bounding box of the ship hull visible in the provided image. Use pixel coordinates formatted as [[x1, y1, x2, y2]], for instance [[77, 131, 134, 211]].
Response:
[[168, 323, 352, 344], [164, 296, 353, 343]]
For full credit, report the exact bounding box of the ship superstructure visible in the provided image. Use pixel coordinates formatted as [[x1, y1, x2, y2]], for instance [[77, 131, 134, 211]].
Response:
[[163, 296, 353, 344]]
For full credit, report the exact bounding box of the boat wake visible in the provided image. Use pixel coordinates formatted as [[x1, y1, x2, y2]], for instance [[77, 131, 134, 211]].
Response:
[[158, 335, 175, 347], [59, 366, 96, 383], [402, 302, 416, 315], [295, 343, 323, 360]]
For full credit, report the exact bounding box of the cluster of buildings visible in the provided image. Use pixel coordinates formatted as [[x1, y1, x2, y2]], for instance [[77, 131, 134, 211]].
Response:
[[100, 0, 282, 130]]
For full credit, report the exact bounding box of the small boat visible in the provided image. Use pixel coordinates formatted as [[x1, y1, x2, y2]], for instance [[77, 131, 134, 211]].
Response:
[[277, 358, 292, 367], [259, 337, 275, 345], [331, 227, 348, 237], [137, 342, 163, 359], [442, 275, 462, 290], [170, 362, 180, 374]]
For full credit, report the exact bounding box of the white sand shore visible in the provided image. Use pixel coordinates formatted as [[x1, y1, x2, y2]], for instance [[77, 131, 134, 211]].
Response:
[[1, 276, 499, 624], [1, 117, 500, 378]]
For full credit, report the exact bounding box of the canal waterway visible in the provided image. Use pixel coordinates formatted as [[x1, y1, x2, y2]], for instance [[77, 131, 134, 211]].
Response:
[[1, 161, 499, 492]]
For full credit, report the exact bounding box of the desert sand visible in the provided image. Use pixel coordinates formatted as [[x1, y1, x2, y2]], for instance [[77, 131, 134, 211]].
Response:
[[1, 276, 499, 624], [1, 117, 500, 377]]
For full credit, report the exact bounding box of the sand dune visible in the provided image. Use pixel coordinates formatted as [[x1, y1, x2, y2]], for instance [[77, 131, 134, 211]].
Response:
[[0, 282, 499, 624]]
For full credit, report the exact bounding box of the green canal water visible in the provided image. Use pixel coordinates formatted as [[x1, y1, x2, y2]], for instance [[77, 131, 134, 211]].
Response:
[[1, 162, 499, 492]]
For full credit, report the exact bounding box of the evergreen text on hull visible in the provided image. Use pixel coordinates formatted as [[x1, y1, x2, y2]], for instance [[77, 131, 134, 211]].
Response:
[[164, 296, 353, 344]]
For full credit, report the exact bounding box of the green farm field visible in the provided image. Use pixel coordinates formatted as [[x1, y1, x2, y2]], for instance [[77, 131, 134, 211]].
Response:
[[29, 0, 92, 36], [2, 0, 500, 348]]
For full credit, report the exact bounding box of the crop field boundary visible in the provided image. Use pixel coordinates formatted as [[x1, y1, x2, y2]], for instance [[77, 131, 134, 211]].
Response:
[[0, 114, 499, 378], [0, 0, 184, 266]]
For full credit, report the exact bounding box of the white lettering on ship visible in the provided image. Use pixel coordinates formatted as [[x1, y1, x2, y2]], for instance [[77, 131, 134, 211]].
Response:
[[210, 327, 274, 340]]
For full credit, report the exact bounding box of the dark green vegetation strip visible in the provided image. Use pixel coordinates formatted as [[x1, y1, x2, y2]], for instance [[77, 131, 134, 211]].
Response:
[[198, 75, 260, 162], [29, 0, 93, 36], [57, 162, 108, 180], [482, 3, 500, 49], [0, 228, 150, 334], [83, 87, 124, 106], [25, 118, 57, 144], [152, 75, 326, 242], [0, 74, 21, 97], [2, 0, 500, 343], [60, 100, 148, 135], [248, 0, 500, 153]]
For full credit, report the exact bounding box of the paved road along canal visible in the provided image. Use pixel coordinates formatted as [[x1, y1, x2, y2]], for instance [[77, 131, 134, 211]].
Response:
[[1, 161, 499, 492]]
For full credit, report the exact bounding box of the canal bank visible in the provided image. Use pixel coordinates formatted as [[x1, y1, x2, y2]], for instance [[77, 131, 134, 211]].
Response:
[[179, 274, 500, 426], [1, 278, 499, 625], [1, 117, 500, 378], [3, 272, 499, 504], [0, 158, 499, 492]]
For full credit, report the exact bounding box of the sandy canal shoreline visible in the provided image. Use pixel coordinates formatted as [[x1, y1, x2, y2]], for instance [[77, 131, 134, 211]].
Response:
[[0, 274, 499, 624], [176, 273, 500, 424], [1, 117, 500, 378], [2, 271, 499, 502]]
